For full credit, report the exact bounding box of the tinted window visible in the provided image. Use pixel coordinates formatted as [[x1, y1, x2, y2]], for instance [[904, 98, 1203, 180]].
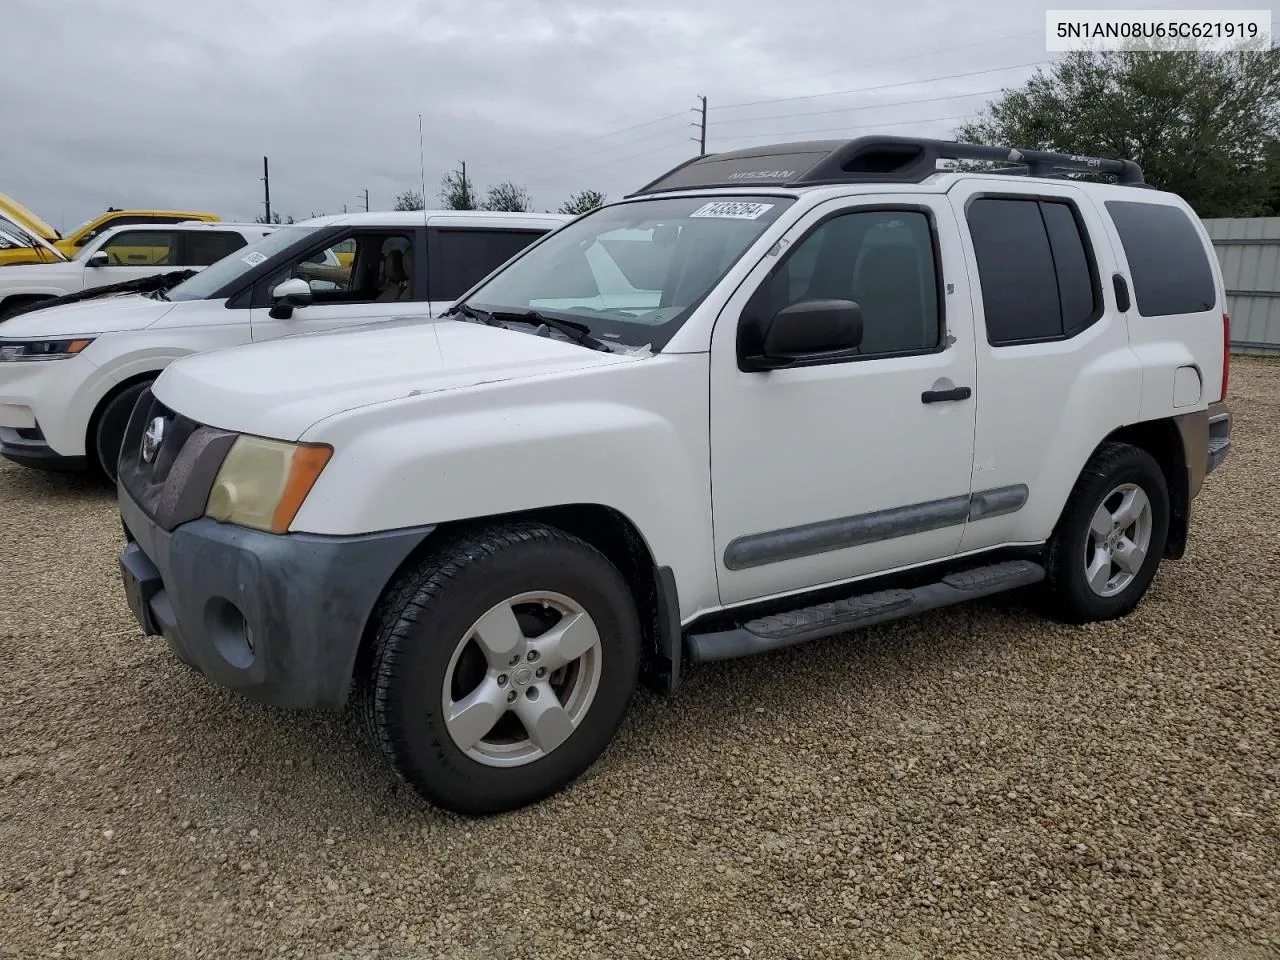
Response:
[[184, 231, 247, 266], [428, 228, 547, 301], [751, 209, 940, 357], [967, 197, 1099, 345], [97, 230, 178, 267], [1105, 200, 1216, 317], [1040, 201, 1098, 334]]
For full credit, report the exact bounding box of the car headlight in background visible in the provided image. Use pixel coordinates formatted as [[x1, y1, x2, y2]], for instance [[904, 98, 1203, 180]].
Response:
[[204, 435, 333, 534], [0, 338, 95, 361]]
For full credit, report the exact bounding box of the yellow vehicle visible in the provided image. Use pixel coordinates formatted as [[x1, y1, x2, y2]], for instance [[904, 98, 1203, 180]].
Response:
[[0, 192, 220, 265]]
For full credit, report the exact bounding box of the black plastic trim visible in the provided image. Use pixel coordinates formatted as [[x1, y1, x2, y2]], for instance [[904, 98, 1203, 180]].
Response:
[[653, 565, 682, 694], [723, 484, 1030, 571], [0, 426, 88, 472], [687, 559, 1046, 662]]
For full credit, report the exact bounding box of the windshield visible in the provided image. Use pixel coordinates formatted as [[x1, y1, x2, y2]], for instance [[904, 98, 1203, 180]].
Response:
[[0, 216, 51, 253], [465, 195, 795, 349], [164, 225, 315, 301]]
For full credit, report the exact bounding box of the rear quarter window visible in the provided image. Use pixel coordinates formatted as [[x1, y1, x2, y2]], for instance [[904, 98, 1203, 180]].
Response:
[[1104, 200, 1217, 317]]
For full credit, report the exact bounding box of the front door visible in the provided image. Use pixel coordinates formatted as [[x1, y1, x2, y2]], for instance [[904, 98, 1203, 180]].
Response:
[[84, 228, 184, 288], [249, 228, 427, 341], [710, 196, 979, 605]]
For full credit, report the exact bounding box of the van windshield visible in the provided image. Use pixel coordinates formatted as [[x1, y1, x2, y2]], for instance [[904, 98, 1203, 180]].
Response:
[[464, 195, 794, 349], [166, 226, 316, 302]]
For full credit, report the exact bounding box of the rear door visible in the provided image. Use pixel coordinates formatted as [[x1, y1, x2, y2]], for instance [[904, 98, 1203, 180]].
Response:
[[180, 230, 250, 268], [425, 227, 550, 314], [947, 179, 1139, 553]]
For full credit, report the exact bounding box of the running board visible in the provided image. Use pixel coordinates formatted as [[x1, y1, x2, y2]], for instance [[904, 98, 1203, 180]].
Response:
[[685, 560, 1045, 663]]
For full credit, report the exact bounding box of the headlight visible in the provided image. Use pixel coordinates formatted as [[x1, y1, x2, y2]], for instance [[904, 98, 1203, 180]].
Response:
[[204, 435, 333, 534], [0, 338, 95, 362]]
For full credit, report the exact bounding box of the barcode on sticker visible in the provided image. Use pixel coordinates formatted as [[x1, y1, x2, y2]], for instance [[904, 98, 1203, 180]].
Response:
[[689, 201, 774, 220], [242, 251, 267, 266]]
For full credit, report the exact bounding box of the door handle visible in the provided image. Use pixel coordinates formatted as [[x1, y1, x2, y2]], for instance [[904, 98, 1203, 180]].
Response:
[[921, 386, 972, 404]]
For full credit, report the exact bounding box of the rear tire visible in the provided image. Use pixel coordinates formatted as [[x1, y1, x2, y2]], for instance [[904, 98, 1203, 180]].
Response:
[[1044, 441, 1170, 624], [358, 522, 641, 815], [92, 380, 152, 482]]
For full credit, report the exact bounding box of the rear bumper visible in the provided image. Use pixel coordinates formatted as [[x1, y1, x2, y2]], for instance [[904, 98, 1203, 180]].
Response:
[[117, 484, 434, 709], [0, 425, 88, 471], [1206, 401, 1231, 475]]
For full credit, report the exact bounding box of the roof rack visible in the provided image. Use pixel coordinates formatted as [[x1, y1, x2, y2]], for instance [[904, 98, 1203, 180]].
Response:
[[626, 135, 1145, 197]]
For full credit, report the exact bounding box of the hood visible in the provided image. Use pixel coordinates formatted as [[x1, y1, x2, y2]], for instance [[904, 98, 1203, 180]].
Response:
[[0, 293, 175, 336], [153, 318, 643, 440], [0, 213, 67, 263], [0, 193, 59, 242]]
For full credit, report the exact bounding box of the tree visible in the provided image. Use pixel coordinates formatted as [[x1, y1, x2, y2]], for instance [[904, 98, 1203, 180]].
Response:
[[955, 45, 1280, 217], [482, 180, 533, 212], [255, 211, 282, 224], [438, 170, 477, 210], [394, 189, 425, 212], [559, 189, 606, 215]]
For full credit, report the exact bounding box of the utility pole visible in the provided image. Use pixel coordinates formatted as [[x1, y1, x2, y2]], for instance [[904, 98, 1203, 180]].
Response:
[[690, 95, 707, 156], [363, 188, 370, 212], [262, 156, 271, 223], [460, 161, 468, 207]]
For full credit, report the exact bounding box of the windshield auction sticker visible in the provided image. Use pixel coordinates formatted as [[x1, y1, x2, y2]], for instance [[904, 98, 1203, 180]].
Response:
[[689, 201, 775, 220], [241, 252, 267, 266]]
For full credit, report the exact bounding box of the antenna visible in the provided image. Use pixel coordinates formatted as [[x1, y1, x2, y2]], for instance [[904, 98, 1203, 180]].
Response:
[[419, 113, 433, 314]]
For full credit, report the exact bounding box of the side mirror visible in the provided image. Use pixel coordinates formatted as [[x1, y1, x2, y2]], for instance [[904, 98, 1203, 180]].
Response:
[[742, 299, 864, 371], [268, 277, 313, 319], [86, 251, 109, 268]]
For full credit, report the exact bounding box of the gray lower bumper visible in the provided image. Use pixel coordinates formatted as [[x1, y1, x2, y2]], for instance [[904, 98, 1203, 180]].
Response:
[[1207, 404, 1231, 474], [117, 487, 434, 709]]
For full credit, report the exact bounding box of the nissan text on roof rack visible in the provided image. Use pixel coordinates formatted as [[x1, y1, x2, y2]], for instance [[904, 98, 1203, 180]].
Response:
[[0, 210, 567, 478], [114, 136, 1232, 815]]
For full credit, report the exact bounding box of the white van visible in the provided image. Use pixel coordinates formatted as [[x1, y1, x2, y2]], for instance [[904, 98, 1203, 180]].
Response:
[[0, 210, 568, 477]]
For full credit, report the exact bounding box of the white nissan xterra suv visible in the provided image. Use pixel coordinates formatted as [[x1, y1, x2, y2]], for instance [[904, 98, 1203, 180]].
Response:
[[114, 136, 1232, 815]]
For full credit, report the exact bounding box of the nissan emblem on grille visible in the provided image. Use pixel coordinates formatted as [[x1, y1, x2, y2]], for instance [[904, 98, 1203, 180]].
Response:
[[141, 416, 166, 464]]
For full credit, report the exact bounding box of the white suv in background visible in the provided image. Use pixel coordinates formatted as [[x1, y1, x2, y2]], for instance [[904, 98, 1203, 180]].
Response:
[[0, 210, 568, 477], [0, 221, 275, 319]]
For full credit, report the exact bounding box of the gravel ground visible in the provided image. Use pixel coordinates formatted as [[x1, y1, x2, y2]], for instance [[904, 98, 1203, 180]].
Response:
[[1, 360, 1277, 960]]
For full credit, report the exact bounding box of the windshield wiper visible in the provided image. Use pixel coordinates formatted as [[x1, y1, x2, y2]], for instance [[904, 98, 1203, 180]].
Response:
[[446, 304, 614, 352], [445, 302, 501, 326], [486, 309, 612, 352]]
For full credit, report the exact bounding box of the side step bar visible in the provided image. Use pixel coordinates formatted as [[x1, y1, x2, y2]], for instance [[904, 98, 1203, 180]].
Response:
[[686, 559, 1045, 663]]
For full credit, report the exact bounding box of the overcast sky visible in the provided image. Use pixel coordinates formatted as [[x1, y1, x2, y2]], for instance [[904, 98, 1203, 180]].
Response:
[[1, 0, 1269, 229]]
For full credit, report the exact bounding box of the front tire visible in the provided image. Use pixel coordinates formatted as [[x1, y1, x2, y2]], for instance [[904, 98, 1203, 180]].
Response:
[[360, 523, 641, 815], [1045, 441, 1170, 624], [92, 380, 152, 482]]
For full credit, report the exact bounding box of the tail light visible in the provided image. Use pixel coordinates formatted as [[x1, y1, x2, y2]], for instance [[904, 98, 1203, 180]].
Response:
[[1221, 312, 1230, 401]]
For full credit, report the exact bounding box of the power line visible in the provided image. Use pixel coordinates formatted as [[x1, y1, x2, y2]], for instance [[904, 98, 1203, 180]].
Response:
[[712, 58, 1053, 111], [730, 29, 1044, 100], [525, 137, 691, 186], [520, 118, 691, 176], [518, 109, 690, 162], [712, 112, 979, 150], [710, 87, 1006, 127]]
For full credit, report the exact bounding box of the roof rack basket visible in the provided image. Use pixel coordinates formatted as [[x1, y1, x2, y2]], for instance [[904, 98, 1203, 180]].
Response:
[[628, 135, 1145, 197]]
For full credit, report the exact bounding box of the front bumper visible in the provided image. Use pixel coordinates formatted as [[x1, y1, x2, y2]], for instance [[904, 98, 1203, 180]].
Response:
[[0, 424, 87, 471], [117, 485, 434, 709]]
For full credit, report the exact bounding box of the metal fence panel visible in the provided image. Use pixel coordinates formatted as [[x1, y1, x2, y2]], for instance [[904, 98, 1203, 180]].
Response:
[[1202, 217, 1280, 355]]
